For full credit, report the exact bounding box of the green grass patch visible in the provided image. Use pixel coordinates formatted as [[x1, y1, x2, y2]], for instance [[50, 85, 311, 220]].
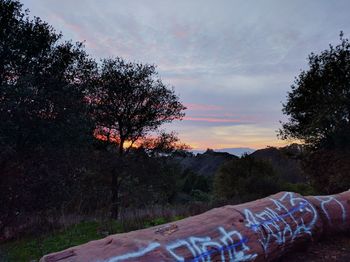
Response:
[[0, 216, 185, 262], [0, 220, 123, 262]]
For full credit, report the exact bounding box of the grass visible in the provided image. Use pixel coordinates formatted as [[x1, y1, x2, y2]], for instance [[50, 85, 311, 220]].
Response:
[[1, 220, 119, 262], [0, 202, 213, 262], [0, 216, 186, 262]]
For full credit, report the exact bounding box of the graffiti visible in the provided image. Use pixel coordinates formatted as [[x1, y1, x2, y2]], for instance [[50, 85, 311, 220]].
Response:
[[166, 226, 257, 262], [244, 192, 318, 254], [105, 242, 161, 262], [189, 237, 248, 262], [105, 226, 257, 262], [313, 196, 346, 224], [95, 193, 349, 262]]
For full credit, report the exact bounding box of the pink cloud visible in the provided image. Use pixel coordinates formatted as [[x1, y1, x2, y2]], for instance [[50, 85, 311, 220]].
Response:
[[191, 113, 234, 117], [49, 13, 98, 49], [173, 25, 190, 39], [185, 103, 224, 111], [183, 117, 251, 123], [184, 103, 257, 123]]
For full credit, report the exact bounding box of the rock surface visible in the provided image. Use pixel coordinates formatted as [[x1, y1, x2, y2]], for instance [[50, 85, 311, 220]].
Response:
[[40, 191, 350, 262]]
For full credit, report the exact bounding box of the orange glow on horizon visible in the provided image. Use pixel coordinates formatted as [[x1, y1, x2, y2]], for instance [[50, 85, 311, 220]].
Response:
[[94, 125, 298, 152], [95, 133, 135, 148]]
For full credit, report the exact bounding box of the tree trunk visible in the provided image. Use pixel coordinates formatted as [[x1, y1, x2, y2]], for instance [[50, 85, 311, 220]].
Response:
[[110, 172, 120, 219], [111, 147, 125, 219], [41, 190, 350, 262]]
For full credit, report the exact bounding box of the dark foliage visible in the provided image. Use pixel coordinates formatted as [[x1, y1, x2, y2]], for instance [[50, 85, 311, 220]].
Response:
[[0, 0, 97, 230], [250, 144, 306, 183], [303, 149, 350, 194], [213, 155, 282, 201], [0, 0, 96, 151], [0, 0, 187, 232]]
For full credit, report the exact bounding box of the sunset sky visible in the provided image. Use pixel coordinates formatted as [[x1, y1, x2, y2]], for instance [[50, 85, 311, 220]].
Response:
[[22, 0, 350, 150]]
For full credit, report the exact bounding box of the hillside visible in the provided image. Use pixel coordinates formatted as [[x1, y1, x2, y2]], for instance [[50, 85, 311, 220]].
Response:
[[251, 144, 305, 183], [173, 145, 305, 185], [191, 147, 255, 156], [172, 149, 238, 177]]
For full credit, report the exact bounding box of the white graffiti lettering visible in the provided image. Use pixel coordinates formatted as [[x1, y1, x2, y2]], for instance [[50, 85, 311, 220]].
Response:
[[106, 226, 257, 262], [313, 195, 346, 224], [244, 192, 318, 253], [166, 227, 257, 262]]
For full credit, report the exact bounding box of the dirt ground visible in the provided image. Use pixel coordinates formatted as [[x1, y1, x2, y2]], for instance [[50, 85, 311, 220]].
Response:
[[280, 234, 350, 262]]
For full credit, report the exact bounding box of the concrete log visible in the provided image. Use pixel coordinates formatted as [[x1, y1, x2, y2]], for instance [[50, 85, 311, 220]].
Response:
[[40, 191, 350, 262]]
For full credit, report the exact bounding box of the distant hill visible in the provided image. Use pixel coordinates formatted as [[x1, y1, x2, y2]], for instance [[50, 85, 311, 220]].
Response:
[[191, 147, 255, 156], [250, 144, 305, 183], [173, 149, 238, 177], [215, 147, 255, 156], [174, 145, 305, 182]]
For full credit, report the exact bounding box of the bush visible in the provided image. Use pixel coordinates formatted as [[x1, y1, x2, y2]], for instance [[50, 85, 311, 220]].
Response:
[[214, 155, 282, 201], [303, 149, 350, 194], [282, 182, 316, 196]]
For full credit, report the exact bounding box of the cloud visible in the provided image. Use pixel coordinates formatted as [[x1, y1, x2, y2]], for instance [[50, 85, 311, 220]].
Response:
[[21, 0, 350, 148], [172, 122, 290, 150], [183, 117, 252, 124], [185, 103, 224, 111]]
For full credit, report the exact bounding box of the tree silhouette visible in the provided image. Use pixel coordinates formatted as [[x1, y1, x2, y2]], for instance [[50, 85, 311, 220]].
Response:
[[92, 58, 186, 217], [0, 0, 97, 223], [0, 0, 96, 152], [279, 32, 350, 150], [279, 32, 350, 193], [93, 58, 185, 155], [0, 0, 188, 223]]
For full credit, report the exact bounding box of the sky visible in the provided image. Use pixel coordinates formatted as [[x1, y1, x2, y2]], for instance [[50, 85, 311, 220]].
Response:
[[21, 0, 350, 150]]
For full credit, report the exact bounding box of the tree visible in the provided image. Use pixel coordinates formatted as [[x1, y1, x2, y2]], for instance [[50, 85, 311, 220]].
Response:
[[0, 0, 96, 152], [0, 0, 96, 225], [279, 32, 350, 193], [279, 32, 350, 150], [92, 58, 186, 217], [93, 58, 186, 155]]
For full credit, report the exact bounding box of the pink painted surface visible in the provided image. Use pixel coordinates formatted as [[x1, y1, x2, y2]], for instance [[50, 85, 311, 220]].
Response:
[[40, 191, 350, 262]]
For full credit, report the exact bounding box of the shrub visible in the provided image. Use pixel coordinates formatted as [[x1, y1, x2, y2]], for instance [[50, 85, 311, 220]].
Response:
[[214, 155, 282, 201]]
